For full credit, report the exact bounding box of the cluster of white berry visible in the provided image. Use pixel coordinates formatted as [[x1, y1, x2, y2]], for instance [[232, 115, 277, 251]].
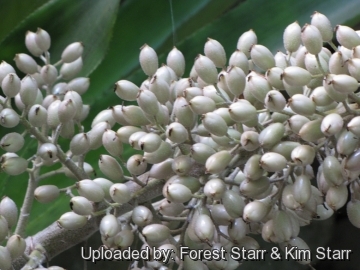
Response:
[[1, 11, 360, 270]]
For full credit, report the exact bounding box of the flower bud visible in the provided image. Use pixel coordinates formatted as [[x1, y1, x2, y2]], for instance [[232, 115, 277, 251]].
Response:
[[298, 119, 323, 142], [149, 76, 170, 104], [291, 145, 315, 166], [58, 99, 76, 123], [310, 86, 333, 106], [321, 113, 343, 136], [14, 53, 38, 74], [172, 155, 192, 176], [149, 158, 174, 180], [132, 206, 153, 227], [127, 154, 147, 175], [323, 74, 346, 102], [0, 196, 18, 228], [0, 246, 11, 270], [1, 155, 27, 175], [189, 96, 216, 115], [34, 185, 60, 203], [240, 176, 270, 198], [243, 199, 270, 222], [260, 152, 287, 172], [173, 96, 197, 129], [226, 65, 246, 96], [0, 132, 24, 152], [273, 210, 292, 242], [335, 25, 360, 49], [165, 122, 187, 144], [204, 38, 226, 68], [347, 200, 360, 228], [99, 154, 124, 181], [247, 74, 272, 103], [20, 75, 38, 106], [204, 178, 226, 200], [0, 61, 15, 86], [0, 108, 19, 128], [35, 28, 51, 51], [139, 44, 158, 77], [76, 179, 105, 202], [60, 57, 83, 80], [101, 129, 123, 157], [109, 183, 131, 204], [316, 202, 334, 220], [205, 150, 231, 174], [344, 149, 360, 171], [38, 143, 57, 163], [202, 112, 228, 137], [25, 31, 43, 56], [250, 44, 275, 71], [282, 66, 311, 86], [121, 105, 150, 126], [61, 42, 84, 63], [240, 131, 260, 151], [87, 121, 110, 150], [100, 214, 119, 239], [194, 54, 218, 84], [144, 141, 173, 164], [164, 183, 192, 203], [283, 21, 301, 53], [142, 224, 170, 243], [259, 122, 285, 149], [326, 185, 348, 211], [91, 109, 115, 128], [347, 58, 360, 80], [237, 29, 257, 58], [57, 211, 87, 230], [194, 214, 214, 242], [323, 156, 343, 187], [228, 101, 257, 124], [70, 196, 93, 216], [311, 11, 333, 42], [92, 178, 113, 201], [70, 133, 90, 155], [293, 174, 311, 205], [136, 89, 159, 116], [222, 189, 245, 218], [264, 90, 286, 112], [129, 131, 147, 150], [271, 141, 300, 160], [67, 77, 89, 95], [167, 46, 185, 77], [347, 116, 360, 136], [229, 50, 249, 74], [329, 74, 358, 94], [288, 94, 315, 116], [301, 24, 323, 55], [0, 215, 8, 243], [190, 143, 216, 164], [2, 73, 21, 98], [6, 234, 26, 260]]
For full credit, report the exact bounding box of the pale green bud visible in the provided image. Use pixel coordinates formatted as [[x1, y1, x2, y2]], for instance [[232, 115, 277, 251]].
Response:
[[40, 65, 58, 85], [132, 206, 153, 227], [260, 152, 287, 172], [166, 122, 188, 143], [76, 179, 105, 202], [298, 119, 323, 142], [70, 196, 93, 216], [329, 74, 359, 93], [291, 145, 315, 166], [310, 86, 333, 106], [240, 176, 270, 198], [321, 113, 343, 136], [101, 129, 123, 156], [189, 96, 216, 115], [139, 44, 158, 77], [229, 50, 249, 74], [243, 199, 271, 222], [311, 11, 333, 42], [258, 122, 285, 149], [194, 214, 214, 242], [20, 75, 38, 106], [110, 183, 131, 204], [0, 132, 24, 152], [60, 57, 83, 80], [237, 29, 257, 58], [99, 154, 124, 181], [144, 141, 173, 164], [226, 65, 246, 96], [194, 54, 218, 84], [265, 90, 286, 112], [1, 73, 20, 98], [301, 24, 323, 55], [293, 174, 311, 206], [100, 214, 119, 239], [335, 25, 360, 49], [204, 38, 226, 68], [222, 189, 245, 218], [326, 185, 348, 211], [166, 46, 185, 77], [266, 67, 285, 91], [25, 31, 43, 56], [282, 66, 312, 86], [142, 224, 170, 243], [205, 150, 231, 174], [67, 77, 90, 95], [288, 94, 316, 116], [127, 154, 147, 175], [14, 53, 38, 74], [283, 21, 301, 53], [250, 44, 275, 70], [0, 154, 27, 175], [247, 74, 272, 103], [34, 185, 60, 203], [61, 42, 84, 63]]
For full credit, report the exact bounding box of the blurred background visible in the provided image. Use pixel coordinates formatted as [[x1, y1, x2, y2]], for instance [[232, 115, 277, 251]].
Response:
[[1, 0, 360, 269]]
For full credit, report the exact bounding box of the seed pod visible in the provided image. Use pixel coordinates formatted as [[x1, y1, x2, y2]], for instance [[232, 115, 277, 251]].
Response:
[[35, 28, 50, 51], [250, 44, 275, 70], [323, 156, 343, 187], [99, 154, 124, 181], [291, 145, 315, 166], [298, 119, 323, 142], [67, 77, 89, 95], [0, 246, 11, 270], [204, 38, 226, 68], [139, 44, 158, 77], [326, 185, 348, 211], [70, 196, 93, 216], [329, 51, 349, 75], [229, 50, 249, 74], [166, 122, 188, 143], [310, 86, 333, 106], [347, 200, 360, 228], [101, 129, 123, 157], [229, 101, 257, 124], [189, 96, 216, 115], [283, 21, 301, 53], [164, 183, 192, 203], [58, 99, 77, 123], [136, 89, 159, 116], [132, 206, 153, 227], [301, 24, 323, 55], [194, 54, 218, 84], [205, 150, 231, 174], [288, 94, 316, 116], [14, 53, 38, 74], [57, 212, 88, 230], [311, 11, 333, 42], [243, 199, 271, 222], [167, 46, 185, 77], [240, 176, 270, 198], [329, 74, 358, 94], [247, 74, 272, 103], [237, 29, 257, 58], [1, 155, 28, 175], [202, 112, 228, 137], [259, 122, 285, 149], [142, 223, 170, 243], [38, 143, 57, 163], [144, 141, 172, 164], [70, 133, 90, 156], [260, 152, 287, 172], [0, 132, 24, 153], [109, 183, 131, 204], [293, 174, 311, 206], [335, 25, 360, 49], [2, 73, 21, 98], [224, 66, 245, 97], [321, 113, 343, 136], [244, 154, 264, 180], [273, 210, 292, 242], [25, 31, 43, 56], [20, 75, 38, 106], [121, 105, 150, 126], [282, 66, 311, 86], [347, 116, 360, 136], [76, 180, 105, 202], [222, 189, 245, 218], [100, 214, 119, 239], [6, 234, 26, 260], [86, 121, 110, 150], [127, 154, 147, 175], [337, 130, 359, 156], [60, 57, 83, 80], [61, 42, 83, 63], [264, 90, 286, 112], [204, 178, 226, 200], [34, 185, 60, 203], [40, 65, 58, 85], [193, 214, 214, 242]]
